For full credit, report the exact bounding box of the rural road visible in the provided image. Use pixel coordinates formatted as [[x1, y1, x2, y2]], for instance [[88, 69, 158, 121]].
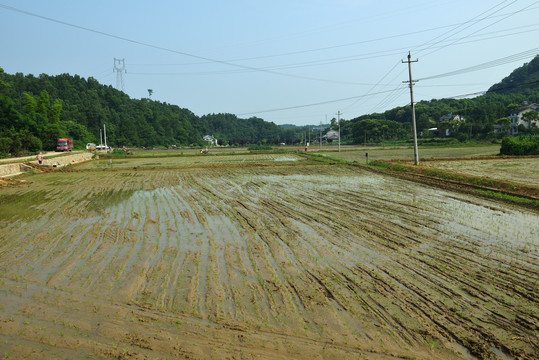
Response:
[[0, 150, 84, 164]]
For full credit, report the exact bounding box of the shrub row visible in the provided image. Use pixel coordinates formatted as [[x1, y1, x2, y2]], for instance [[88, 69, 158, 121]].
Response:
[[500, 135, 539, 155]]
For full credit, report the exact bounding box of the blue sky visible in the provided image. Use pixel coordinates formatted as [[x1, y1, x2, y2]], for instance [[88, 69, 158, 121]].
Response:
[[1, 0, 538, 126]]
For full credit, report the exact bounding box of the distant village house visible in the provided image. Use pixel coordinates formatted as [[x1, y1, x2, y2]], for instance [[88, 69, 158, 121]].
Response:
[[203, 134, 218, 146], [323, 129, 339, 142], [509, 102, 539, 135], [431, 113, 465, 137]]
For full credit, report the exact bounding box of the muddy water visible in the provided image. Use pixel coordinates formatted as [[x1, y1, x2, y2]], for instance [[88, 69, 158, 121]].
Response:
[[76, 153, 304, 170], [423, 158, 539, 187], [0, 165, 537, 359]]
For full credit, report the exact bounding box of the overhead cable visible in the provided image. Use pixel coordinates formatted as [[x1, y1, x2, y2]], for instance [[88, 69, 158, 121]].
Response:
[[418, 47, 539, 81], [0, 3, 365, 86], [237, 88, 403, 116]]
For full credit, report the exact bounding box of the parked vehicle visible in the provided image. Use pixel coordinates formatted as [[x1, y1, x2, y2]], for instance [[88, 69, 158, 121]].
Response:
[[56, 138, 73, 152], [95, 144, 112, 151], [86, 143, 96, 150]]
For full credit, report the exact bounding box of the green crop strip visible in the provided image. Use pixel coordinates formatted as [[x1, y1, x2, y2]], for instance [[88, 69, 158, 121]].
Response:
[[0, 190, 48, 220], [475, 189, 539, 208]]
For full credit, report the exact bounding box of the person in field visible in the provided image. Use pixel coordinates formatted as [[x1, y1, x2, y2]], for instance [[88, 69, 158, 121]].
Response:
[[37, 152, 43, 165]]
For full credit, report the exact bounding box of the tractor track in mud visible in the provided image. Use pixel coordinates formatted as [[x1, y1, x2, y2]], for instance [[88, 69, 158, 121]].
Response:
[[1, 162, 537, 359], [359, 159, 539, 205]]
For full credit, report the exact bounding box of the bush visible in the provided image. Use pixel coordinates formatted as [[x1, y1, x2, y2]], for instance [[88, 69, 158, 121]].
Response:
[[500, 135, 539, 155], [457, 133, 469, 143], [415, 138, 459, 146], [110, 148, 128, 157], [0, 137, 12, 154], [26, 135, 42, 152]]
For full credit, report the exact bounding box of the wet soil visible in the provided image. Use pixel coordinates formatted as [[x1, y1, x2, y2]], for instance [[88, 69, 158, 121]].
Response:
[[0, 162, 537, 359], [422, 157, 539, 187], [365, 157, 539, 203]]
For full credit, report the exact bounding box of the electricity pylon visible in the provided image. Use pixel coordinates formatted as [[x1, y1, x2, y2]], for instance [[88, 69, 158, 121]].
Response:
[[113, 58, 126, 92]]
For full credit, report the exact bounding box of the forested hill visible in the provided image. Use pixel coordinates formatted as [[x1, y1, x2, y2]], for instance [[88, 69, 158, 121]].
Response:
[[0, 69, 290, 152], [346, 55, 539, 143], [2, 54, 539, 155], [488, 55, 539, 94]]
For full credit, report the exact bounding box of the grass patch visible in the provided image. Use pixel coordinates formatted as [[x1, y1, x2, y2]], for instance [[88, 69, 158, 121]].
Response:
[[475, 190, 539, 207], [0, 190, 48, 220], [302, 153, 350, 165]]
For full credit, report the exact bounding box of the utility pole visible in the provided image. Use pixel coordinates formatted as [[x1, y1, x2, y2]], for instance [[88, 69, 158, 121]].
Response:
[[104, 124, 108, 153], [337, 111, 341, 152], [319, 121, 322, 150], [113, 58, 126, 92], [403, 52, 419, 165]]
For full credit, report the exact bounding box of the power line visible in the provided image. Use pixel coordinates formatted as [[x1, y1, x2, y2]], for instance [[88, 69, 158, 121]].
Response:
[[5, 2, 537, 89], [418, 0, 539, 58], [5, 1, 538, 123], [127, 7, 539, 67], [414, 0, 516, 57], [337, 1, 522, 122], [343, 60, 403, 113], [361, 1, 539, 114], [368, 84, 409, 114], [126, 24, 539, 76], [238, 77, 539, 119], [418, 47, 539, 81], [0, 3, 366, 86], [236, 88, 402, 116]]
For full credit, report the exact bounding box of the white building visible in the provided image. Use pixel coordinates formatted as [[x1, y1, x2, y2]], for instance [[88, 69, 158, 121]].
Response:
[[438, 113, 465, 136], [323, 130, 339, 142], [203, 135, 218, 146], [510, 102, 539, 135]]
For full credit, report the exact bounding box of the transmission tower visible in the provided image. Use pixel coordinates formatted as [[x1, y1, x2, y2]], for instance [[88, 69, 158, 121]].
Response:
[[113, 58, 126, 92]]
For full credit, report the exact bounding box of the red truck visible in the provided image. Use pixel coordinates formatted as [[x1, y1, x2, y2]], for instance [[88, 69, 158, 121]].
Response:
[[56, 138, 73, 152]]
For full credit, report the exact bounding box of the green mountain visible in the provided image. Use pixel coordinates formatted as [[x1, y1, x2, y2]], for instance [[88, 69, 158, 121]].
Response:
[[345, 55, 539, 142], [1, 55, 539, 156], [488, 54, 539, 94], [0, 69, 289, 154]]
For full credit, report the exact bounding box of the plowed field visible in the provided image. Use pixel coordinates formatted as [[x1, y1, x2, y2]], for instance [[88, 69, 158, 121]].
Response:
[[422, 157, 539, 187], [0, 158, 537, 359]]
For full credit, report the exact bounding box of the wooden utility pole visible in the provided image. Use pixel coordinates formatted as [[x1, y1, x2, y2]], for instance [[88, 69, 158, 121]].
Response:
[[337, 111, 341, 152], [319, 121, 322, 150], [364, 130, 367, 147], [104, 124, 108, 153], [403, 52, 419, 165]]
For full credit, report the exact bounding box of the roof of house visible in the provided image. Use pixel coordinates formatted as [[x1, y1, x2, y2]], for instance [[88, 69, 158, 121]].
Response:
[[517, 103, 539, 113]]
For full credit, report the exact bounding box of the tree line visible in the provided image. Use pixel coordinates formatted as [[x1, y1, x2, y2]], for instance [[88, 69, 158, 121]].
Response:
[[0, 69, 295, 155], [1, 55, 539, 156], [339, 55, 539, 143]]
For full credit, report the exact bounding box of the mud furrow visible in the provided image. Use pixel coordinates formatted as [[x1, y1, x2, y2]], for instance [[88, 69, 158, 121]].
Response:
[[2, 164, 538, 359]]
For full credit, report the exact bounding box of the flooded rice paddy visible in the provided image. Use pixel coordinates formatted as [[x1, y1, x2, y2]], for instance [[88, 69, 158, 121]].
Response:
[[0, 157, 537, 359], [422, 158, 539, 187], [328, 145, 501, 163], [77, 153, 304, 170]]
